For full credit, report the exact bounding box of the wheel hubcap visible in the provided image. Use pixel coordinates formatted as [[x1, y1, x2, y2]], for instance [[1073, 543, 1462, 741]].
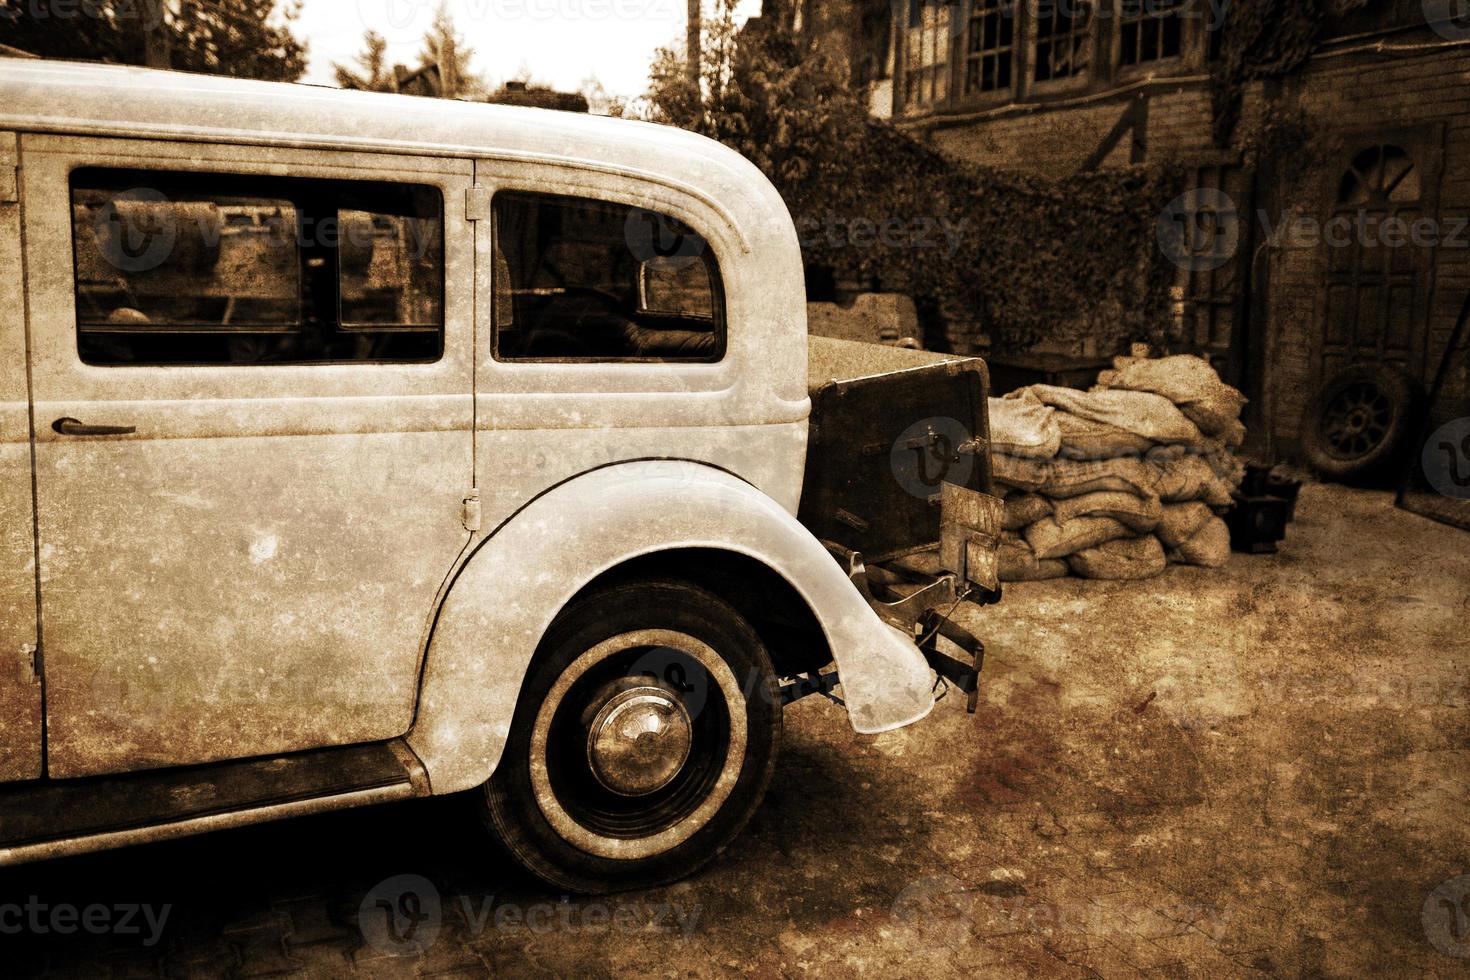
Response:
[[585, 685, 693, 796]]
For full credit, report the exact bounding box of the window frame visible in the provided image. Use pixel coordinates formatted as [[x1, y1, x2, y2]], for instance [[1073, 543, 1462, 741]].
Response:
[[488, 189, 728, 366], [67, 166, 447, 368], [901, 0, 955, 112], [1115, 0, 1190, 78], [1030, 0, 1096, 88], [960, 0, 1021, 105]]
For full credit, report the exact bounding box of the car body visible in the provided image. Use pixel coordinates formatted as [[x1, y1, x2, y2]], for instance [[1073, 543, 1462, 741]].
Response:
[[0, 60, 998, 889]]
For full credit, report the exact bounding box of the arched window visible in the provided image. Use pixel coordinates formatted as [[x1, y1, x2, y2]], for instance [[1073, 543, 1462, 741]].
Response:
[[1337, 145, 1421, 207], [1322, 145, 1426, 380]]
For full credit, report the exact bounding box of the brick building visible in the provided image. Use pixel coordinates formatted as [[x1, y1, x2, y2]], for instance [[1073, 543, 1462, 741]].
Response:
[[787, 0, 1470, 454]]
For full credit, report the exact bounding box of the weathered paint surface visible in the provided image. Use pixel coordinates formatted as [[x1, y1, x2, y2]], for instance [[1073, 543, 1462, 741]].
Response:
[[20, 135, 476, 778], [0, 130, 43, 782], [409, 460, 936, 796]]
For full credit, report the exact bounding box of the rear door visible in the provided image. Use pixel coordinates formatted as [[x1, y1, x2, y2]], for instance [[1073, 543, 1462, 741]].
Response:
[[21, 134, 476, 778], [0, 130, 42, 782]]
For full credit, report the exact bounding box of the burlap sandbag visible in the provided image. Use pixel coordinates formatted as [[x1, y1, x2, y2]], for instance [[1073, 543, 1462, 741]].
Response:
[[999, 535, 1071, 582], [1156, 502, 1214, 549], [1169, 516, 1232, 568], [1097, 355, 1249, 442], [1025, 515, 1131, 560], [1155, 453, 1236, 508], [993, 452, 1050, 492], [1054, 411, 1155, 461], [1200, 416, 1248, 452], [1037, 455, 1161, 500], [1003, 493, 1053, 531], [989, 393, 1061, 460], [1017, 384, 1204, 445], [1068, 535, 1168, 581], [1052, 491, 1163, 534], [1180, 395, 1248, 440]]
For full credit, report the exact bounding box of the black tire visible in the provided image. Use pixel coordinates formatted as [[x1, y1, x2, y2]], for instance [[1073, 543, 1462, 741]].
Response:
[[1300, 364, 1423, 483], [480, 577, 781, 894]]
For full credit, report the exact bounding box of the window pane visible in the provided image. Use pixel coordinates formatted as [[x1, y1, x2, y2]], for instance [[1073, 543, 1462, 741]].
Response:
[[966, 0, 1016, 95], [1034, 0, 1090, 82], [70, 169, 443, 366], [1121, 0, 1183, 66], [641, 256, 714, 317], [74, 190, 300, 330], [901, 0, 950, 108], [339, 209, 444, 327], [493, 192, 723, 362]]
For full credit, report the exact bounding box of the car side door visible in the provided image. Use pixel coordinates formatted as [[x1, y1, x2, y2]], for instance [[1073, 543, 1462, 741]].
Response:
[[21, 134, 476, 778]]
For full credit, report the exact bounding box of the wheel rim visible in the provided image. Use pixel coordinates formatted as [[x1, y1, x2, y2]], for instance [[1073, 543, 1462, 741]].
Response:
[[529, 629, 748, 860], [1320, 380, 1393, 460], [585, 686, 693, 797]]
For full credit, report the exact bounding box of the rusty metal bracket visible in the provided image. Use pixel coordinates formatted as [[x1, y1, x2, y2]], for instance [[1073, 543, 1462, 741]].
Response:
[[778, 670, 843, 707], [822, 539, 965, 631], [918, 609, 985, 714]]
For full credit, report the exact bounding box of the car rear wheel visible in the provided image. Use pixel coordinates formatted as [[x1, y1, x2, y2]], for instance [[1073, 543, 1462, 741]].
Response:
[[480, 577, 782, 893]]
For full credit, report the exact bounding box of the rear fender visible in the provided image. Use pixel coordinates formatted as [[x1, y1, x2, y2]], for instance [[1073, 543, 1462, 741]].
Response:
[[406, 460, 934, 795]]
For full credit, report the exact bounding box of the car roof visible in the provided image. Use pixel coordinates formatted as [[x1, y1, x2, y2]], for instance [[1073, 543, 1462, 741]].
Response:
[[0, 59, 787, 253]]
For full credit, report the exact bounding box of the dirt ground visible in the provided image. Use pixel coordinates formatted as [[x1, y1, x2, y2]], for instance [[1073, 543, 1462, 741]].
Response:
[[3, 484, 1468, 977]]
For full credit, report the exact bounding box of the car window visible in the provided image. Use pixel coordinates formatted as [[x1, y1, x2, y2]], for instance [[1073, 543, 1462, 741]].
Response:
[[492, 191, 724, 362], [69, 168, 444, 365], [640, 256, 714, 318]]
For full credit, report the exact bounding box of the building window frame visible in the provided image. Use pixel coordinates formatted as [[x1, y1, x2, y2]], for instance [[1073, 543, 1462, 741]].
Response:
[[1029, 0, 1096, 91], [901, 0, 956, 112], [958, 0, 1021, 105], [1115, 0, 1191, 78]]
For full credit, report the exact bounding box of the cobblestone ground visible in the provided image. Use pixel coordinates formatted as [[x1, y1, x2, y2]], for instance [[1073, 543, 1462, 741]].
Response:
[[2, 485, 1467, 978]]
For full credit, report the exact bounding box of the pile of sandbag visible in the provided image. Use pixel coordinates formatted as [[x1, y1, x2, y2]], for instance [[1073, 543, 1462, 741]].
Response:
[[990, 355, 1247, 582]]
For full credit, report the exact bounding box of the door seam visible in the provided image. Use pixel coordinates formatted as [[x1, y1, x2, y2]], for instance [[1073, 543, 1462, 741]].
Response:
[[15, 132, 48, 778]]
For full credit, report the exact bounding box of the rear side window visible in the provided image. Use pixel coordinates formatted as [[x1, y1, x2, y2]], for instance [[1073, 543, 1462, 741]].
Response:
[[70, 168, 444, 365], [492, 191, 724, 362]]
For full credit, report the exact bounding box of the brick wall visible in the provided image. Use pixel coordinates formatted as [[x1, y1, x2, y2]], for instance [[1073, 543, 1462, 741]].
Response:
[[906, 38, 1470, 453]]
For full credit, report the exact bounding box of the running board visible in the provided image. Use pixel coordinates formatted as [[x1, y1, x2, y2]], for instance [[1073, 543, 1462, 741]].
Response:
[[0, 740, 428, 866]]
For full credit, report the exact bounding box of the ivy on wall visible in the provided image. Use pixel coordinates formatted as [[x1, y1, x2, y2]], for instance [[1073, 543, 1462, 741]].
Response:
[[782, 120, 1189, 355], [647, 3, 1189, 355], [1211, 0, 1376, 144]]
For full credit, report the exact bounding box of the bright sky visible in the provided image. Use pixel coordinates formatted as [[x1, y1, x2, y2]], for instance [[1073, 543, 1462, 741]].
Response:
[[295, 0, 762, 99]]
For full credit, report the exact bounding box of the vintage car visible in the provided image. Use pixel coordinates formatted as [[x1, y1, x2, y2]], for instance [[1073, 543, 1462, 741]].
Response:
[[0, 60, 1001, 892]]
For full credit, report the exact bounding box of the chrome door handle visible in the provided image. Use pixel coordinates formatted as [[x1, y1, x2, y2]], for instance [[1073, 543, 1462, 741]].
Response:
[[52, 417, 137, 437]]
